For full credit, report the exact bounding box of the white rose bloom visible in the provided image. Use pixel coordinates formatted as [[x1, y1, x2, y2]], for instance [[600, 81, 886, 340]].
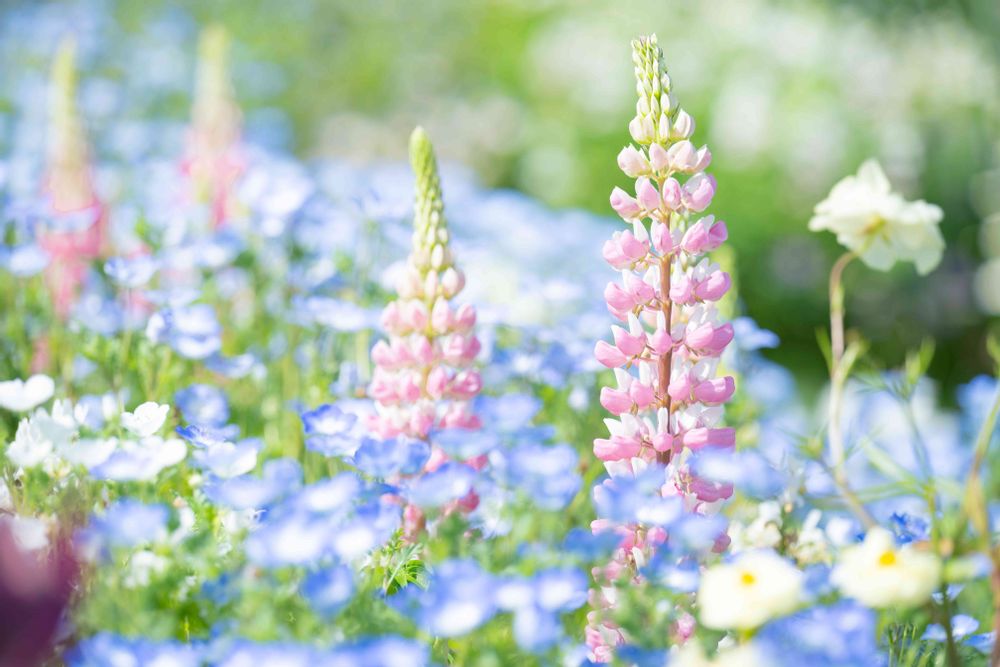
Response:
[[0, 374, 55, 412], [121, 402, 170, 438], [698, 550, 803, 630], [809, 159, 944, 275], [832, 527, 941, 609]]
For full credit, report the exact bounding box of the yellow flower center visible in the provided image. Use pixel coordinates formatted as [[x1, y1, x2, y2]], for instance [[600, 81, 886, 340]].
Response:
[[878, 550, 897, 567], [740, 571, 756, 586]]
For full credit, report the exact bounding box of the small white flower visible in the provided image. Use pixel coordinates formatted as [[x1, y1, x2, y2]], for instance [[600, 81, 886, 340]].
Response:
[[121, 402, 170, 438], [0, 374, 55, 412], [832, 527, 941, 609], [6, 406, 76, 469], [809, 159, 944, 274], [698, 550, 803, 630]]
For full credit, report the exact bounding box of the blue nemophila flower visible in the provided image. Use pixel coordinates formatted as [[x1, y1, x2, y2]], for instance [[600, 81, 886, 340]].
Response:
[[502, 442, 581, 510], [146, 303, 222, 360], [923, 614, 993, 654], [889, 512, 930, 544], [73, 294, 125, 336], [104, 255, 158, 288], [188, 228, 245, 269], [495, 567, 588, 652], [302, 403, 356, 437], [731, 316, 780, 351], [246, 473, 400, 567], [431, 428, 500, 460], [756, 601, 881, 666], [618, 647, 669, 667], [389, 559, 497, 637], [646, 554, 700, 593], [87, 500, 169, 549], [352, 435, 431, 479], [593, 465, 677, 526], [403, 462, 476, 508], [322, 636, 429, 667], [213, 640, 314, 667], [175, 383, 230, 427], [203, 458, 302, 510], [89, 436, 187, 481], [958, 375, 999, 439], [192, 437, 261, 478], [2, 242, 49, 276], [67, 633, 201, 667], [474, 394, 541, 431], [560, 528, 619, 561], [176, 423, 241, 448], [668, 514, 729, 555], [687, 448, 786, 500], [294, 296, 376, 332], [205, 352, 259, 379], [301, 564, 354, 618], [213, 637, 427, 667], [301, 402, 367, 457]]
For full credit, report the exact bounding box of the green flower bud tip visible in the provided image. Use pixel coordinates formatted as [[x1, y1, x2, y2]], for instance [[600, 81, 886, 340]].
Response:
[[408, 126, 448, 262]]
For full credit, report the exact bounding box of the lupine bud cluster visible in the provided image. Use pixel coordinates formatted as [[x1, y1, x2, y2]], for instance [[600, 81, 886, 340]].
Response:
[[182, 26, 244, 227], [40, 39, 107, 316], [586, 35, 736, 662], [369, 127, 483, 443]]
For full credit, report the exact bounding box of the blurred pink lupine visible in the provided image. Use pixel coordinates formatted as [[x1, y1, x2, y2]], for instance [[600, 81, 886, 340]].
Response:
[[368, 128, 483, 534], [180, 26, 245, 228], [38, 40, 107, 318], [586, 35, 736, 662]]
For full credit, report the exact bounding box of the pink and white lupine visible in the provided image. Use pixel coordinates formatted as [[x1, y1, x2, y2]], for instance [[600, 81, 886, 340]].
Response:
[[368, 128, 484, 532], [39, 39, 107, 318], [586, 35, 736, 662]]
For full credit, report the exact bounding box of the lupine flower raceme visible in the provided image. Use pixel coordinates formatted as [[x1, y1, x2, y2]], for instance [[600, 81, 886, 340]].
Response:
[[368, 127, 483, 537], [38, 39, 107, 318], [587, 35, 736, 662], [181, 26, 245, 228]]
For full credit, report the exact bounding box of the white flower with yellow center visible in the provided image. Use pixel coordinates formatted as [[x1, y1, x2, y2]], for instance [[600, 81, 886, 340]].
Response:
[[832, 527, 941, 609], [698, 550, 803, 631], [809, 159, 944, 275]]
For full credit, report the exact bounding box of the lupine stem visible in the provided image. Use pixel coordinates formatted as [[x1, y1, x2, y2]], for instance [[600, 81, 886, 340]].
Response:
[[656, 251, 673, 465]]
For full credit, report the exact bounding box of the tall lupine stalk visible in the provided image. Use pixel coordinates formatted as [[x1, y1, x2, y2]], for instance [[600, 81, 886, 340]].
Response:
[[369, 128, 483, 534], [39, 39, 107, 318], [587, 35, 736, 662], [182, 25, 244, 227]]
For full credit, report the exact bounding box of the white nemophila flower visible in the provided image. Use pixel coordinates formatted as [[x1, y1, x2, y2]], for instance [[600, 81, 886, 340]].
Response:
[[58, 437, 117, 469], [121, 402, 170, 437], [832, 527, 941, 609], [6, 404, 78, 468], [809, 159, 944, 274], [698, 550, 803, 630], [0, 374, 55, 412]]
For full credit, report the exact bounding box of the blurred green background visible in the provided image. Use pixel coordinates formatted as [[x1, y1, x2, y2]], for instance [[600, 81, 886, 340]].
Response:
[[49, 0, 1000, 393]]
